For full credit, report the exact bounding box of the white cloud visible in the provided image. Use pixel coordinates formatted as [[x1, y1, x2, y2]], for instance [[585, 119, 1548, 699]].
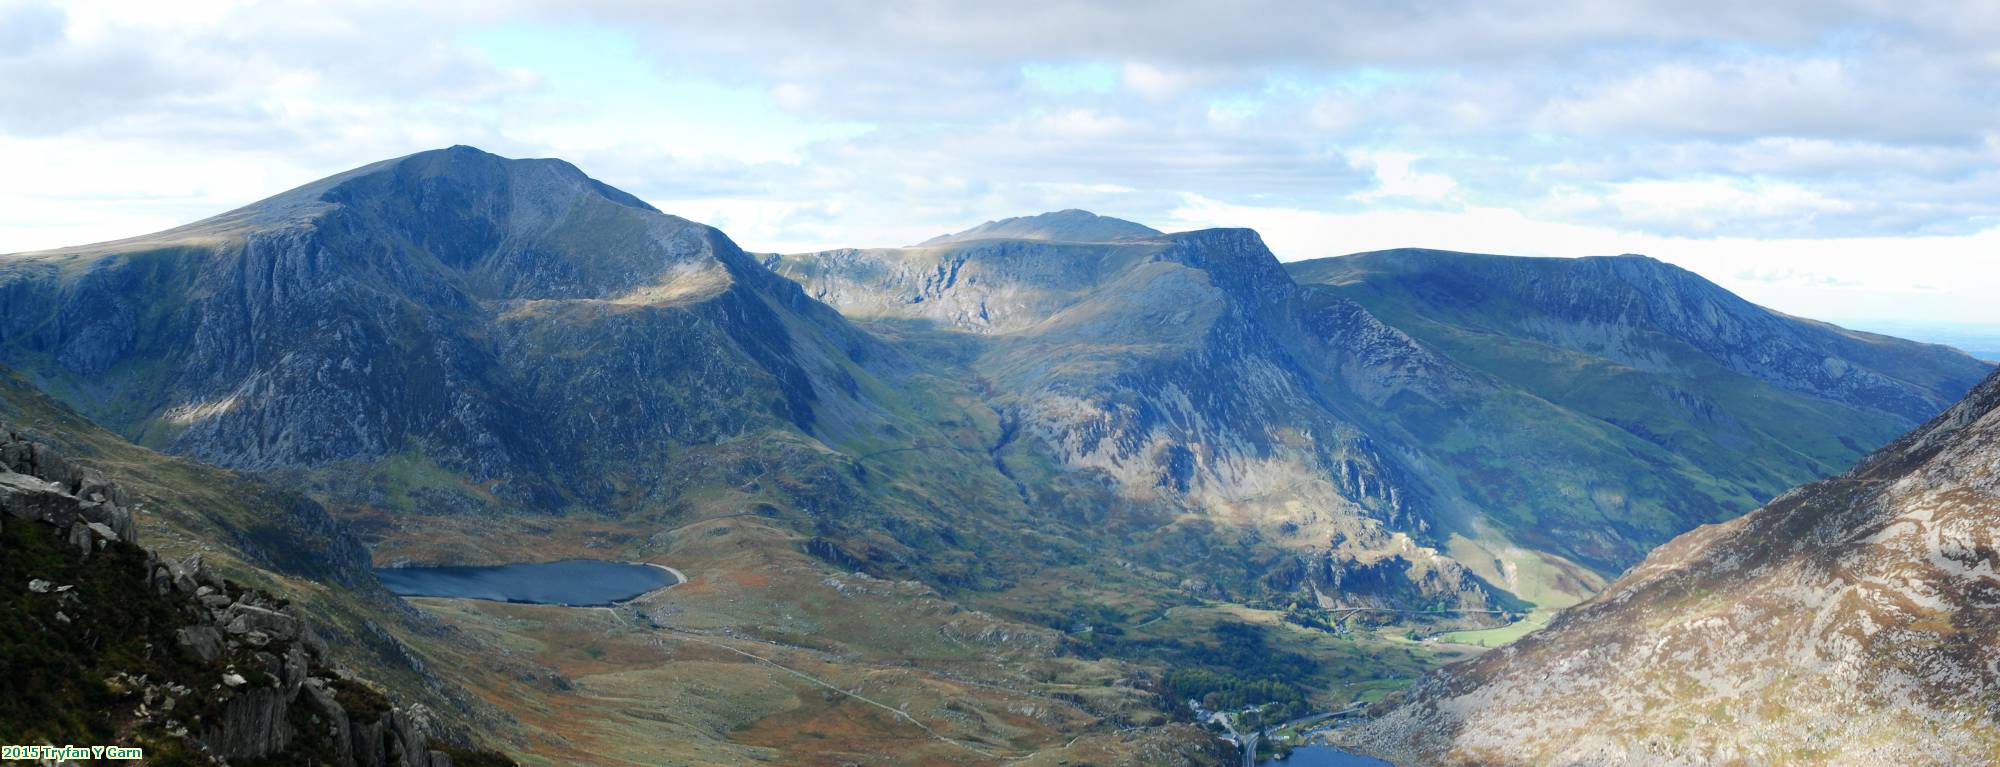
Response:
[[1163, 193, 2000, 325], [1350, 151, 1459, 203], [1, 0, 1996, 331]]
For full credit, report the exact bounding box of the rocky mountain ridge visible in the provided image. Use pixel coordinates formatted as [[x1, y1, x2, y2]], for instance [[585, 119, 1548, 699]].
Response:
[[1350, 366, 2000, 765], [3, 147, 1989, 674], [775, 218, 1988, 612], [778, 226, 1507, 613], [1294, 249, 1979, 423]]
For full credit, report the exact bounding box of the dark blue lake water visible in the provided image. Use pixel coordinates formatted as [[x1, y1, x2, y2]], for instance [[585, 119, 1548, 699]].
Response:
[[1257, 745, 1393, 767], [377, 560, 679, 606]]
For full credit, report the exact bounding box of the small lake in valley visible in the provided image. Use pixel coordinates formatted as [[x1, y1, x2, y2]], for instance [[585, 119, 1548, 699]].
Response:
[[1257, 745, 1394, 766], [377, 560, 682, 606]]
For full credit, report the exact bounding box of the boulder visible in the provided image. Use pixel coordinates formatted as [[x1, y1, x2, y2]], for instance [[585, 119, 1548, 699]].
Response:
[[67, 522, 94, 558], [74, 468, 111, 503], [85, 522, 117, 549], [81, 501, 136, 544], [176, 625, 225, 663], [0, 472, 81, 526], [224, 603, 302, 641], [149, 563, 176, 595], [27, 443, 70, 488], [0, 439, 30, 473]]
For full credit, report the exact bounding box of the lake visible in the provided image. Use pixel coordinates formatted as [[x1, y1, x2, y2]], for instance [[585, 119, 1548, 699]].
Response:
[[1257, 745, 1394, 767], [377, 560, 681, 606]]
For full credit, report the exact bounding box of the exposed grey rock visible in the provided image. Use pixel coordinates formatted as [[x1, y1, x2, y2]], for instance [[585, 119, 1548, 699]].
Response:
[[283, 646, 308, 692], [28, 443, 70, 489], [302, 679, 355, 766], [224, 602, 301, 640], [176, 625, 224, 663], [205, 684, 292, 758], [1354, 369, 2000, 765], [0, 472, 80, 527], [352, 716, 390, 767], [66, 521, 92, 558]]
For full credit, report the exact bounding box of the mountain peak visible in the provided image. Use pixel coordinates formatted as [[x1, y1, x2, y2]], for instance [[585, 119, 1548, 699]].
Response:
[[916, 209, 1161, 246], [15, 146, 659, 258]]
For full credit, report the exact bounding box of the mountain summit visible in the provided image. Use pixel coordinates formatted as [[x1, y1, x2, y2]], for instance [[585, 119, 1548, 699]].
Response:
[[916, 209, 1162, 246], [0, 145, 877, 512]]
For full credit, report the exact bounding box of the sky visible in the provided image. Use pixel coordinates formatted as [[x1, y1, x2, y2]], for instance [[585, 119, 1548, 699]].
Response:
[[1, 0, 1996, 332]]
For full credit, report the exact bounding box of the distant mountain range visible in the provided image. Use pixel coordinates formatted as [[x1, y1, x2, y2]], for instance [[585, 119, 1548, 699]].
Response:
[[2, 147, 1986, 610], [775, 222, 1987, 612], [0, 147, 1990, 765]]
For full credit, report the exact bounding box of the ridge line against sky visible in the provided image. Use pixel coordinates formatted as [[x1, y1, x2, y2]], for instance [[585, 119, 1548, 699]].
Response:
[[1, 0, 1996, 329]]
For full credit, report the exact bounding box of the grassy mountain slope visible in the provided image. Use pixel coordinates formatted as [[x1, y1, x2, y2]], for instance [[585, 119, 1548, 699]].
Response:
[[1287, 249, 1988, 589]]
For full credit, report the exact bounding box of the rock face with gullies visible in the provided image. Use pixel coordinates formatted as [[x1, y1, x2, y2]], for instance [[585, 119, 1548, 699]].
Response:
[[0, 429, 508, 766], [1349, 367, 2000, 766], [774, 216, 1991, 613], [774, 223, 1505, 612], [0, 145, 871, 515]]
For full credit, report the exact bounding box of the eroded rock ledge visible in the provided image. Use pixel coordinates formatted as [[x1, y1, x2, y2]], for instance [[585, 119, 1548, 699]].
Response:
[[0, 424, 510, 767]]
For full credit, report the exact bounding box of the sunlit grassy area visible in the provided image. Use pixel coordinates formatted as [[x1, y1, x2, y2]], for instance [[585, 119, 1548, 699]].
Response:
[[1438, 609, 1557, 647]]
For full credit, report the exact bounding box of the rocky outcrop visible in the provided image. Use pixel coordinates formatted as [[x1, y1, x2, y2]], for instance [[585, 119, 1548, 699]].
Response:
[[1349, 368, 2000, 765], [0, 427, 137, 547], [0, 427, 504, 766]]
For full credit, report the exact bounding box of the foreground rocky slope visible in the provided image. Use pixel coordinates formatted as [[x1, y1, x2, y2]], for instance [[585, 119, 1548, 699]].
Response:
[[1, 427, 512, 766], [1351, 366, 2000, 765]]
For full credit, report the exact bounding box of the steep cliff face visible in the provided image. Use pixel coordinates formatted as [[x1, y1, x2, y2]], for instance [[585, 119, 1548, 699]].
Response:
[[0, 146, 879, 520], [776, 226, 1509, 611], [0, 427, 513, 766], [1352, 368, 2000, 766]]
